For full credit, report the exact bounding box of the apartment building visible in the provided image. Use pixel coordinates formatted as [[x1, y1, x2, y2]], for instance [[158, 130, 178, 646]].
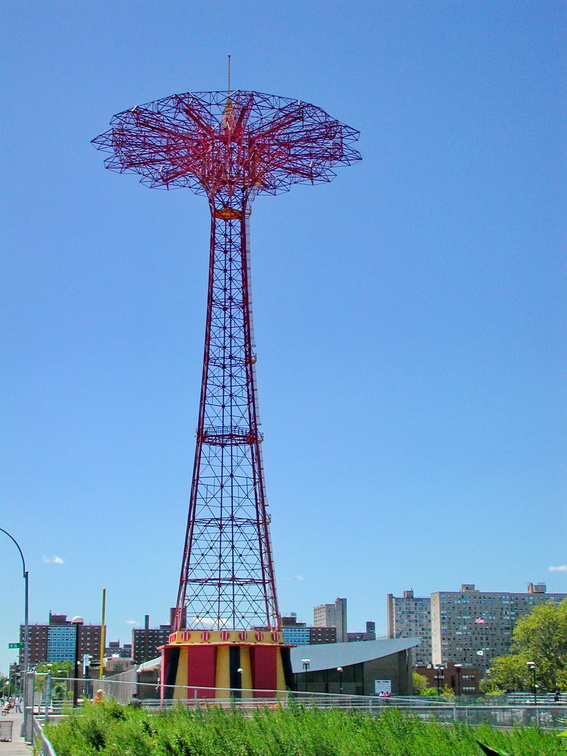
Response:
[[389, 583, 566, 668], [431, 583, 567, 667], [281, 614, 337, 646], [20, 612, 103, 666], [131, 607, 189, 663], [313, 598, 347, 642], [387, 590, 431, 665]]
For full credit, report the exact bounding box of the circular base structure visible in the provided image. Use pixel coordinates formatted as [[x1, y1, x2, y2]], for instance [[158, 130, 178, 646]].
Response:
[[161, 630, 293, 700]]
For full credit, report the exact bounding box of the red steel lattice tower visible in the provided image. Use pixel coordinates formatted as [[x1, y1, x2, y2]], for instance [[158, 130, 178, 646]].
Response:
[[93, 89, 360, 635]]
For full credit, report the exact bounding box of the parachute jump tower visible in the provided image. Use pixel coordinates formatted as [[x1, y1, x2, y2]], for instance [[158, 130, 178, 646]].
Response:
[[93, 84, 360, 698]]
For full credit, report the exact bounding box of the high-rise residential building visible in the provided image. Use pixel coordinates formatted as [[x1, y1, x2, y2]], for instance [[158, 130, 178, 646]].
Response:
[[20, 612, 103, 666], [313, 598, 347, 642], [389, 583, 567, 669], [387, 590, 431, 665], [22, 624, 48, 665], [131, 608, 186, 663], [431, 583, 567, 667], [281, 615, 310, 646], [47, 623, 78, 662], [281, 614, 337, 646], [387, 591, 432, 665], [132, 615, 172, 664]]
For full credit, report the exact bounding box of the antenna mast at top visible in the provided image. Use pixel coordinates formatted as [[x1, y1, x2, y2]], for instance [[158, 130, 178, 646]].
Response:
[[227, 54, 231, 94]]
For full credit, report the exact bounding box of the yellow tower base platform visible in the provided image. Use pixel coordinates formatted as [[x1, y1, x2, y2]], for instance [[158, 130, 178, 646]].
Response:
[[160, 629, 294, 700]]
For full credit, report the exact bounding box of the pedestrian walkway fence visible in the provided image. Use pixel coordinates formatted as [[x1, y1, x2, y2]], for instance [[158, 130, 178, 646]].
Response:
[[28, 672, 567, 730], [32, 717, 57, 756], [27, 670, 567, 755]]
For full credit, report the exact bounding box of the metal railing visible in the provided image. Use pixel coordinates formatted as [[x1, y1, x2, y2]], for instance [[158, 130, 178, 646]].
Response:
[[31, 675, 567, 722], [32, 716, 58, 756], [28, 672, 567, 754]]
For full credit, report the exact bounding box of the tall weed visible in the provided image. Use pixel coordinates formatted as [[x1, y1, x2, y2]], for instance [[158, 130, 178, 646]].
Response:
[[43, 701, 562, 756]]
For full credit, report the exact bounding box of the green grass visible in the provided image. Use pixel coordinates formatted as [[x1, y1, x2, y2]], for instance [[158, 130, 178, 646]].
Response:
[[42, 701, 562, 756]]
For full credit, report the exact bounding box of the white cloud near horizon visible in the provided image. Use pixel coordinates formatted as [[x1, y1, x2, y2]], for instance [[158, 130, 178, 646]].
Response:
[[126, 620, 139, 626], [43, 555, 64, 564], [548, 565, 567, 572]]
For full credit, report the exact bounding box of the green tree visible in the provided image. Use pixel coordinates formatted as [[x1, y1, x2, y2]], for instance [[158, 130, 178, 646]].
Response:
[[35, 661, 73, 676], [511, 599, 567, 690], [412, 671, 428, 694], [489, 599, 567, 692], [486, 654, 531, 692], [421, 687, 439, 696], [34, 661, 73, 693]]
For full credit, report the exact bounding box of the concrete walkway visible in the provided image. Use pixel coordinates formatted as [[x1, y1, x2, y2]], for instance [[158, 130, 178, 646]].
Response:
[[0, 712, 32, 755]]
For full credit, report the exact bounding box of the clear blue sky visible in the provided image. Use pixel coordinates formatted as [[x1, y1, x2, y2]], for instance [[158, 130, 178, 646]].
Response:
[[1, 1, 565, 675]]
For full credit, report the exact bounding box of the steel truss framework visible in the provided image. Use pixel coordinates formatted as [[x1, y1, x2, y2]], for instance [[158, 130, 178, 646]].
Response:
[[93, 89, 361, 633]]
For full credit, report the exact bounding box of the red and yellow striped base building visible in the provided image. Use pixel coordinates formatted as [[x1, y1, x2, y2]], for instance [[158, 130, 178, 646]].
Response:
[[160, 630, 293, 699]]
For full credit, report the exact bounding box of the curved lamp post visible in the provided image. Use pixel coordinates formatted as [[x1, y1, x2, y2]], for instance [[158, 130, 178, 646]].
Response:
[[0, 528, 29, 737]]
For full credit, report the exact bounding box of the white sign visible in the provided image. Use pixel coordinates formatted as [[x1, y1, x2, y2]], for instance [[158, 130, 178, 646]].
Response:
[[375, 679, 391, 696]]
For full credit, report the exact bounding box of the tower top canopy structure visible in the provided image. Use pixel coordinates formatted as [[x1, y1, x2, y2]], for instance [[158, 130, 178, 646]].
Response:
[[92, 89, 361, 199]]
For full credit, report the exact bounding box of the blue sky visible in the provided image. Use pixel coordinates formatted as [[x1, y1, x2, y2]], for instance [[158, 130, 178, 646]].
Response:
[[1, 1, 565, 675]]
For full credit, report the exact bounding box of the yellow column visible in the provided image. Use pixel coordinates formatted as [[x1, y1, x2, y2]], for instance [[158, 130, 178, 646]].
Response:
[[275, 649, 287, 699], [174, 648, 189, 699], [240, 646, 253, 698], [215, 646, 230, 697]]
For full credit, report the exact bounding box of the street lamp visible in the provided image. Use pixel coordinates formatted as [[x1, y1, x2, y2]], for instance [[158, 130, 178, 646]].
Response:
[[526, 661, 537, 705], [301, 658, 310, 693], [0, 528, 29, 738], [454, 664, 462, 696], [71, 616, 84, 707], [44, 664, 52, 724], [337, 667, 343, 695]]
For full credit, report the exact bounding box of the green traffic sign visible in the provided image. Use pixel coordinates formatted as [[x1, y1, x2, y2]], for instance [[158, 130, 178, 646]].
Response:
[[8, 643, 23, 649]]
